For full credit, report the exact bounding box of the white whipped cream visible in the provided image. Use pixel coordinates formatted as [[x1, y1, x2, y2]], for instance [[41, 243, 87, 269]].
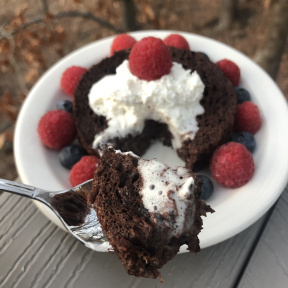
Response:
[[88, 60, 205, 149], [137, 158, 195, 237]]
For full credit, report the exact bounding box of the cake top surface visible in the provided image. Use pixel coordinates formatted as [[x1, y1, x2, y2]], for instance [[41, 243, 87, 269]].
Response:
[[88, 59, 205, 149], [74, 44, 237, 171]]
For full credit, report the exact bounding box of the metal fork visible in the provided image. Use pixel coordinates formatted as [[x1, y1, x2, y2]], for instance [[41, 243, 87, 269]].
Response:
[[0, 178, 110, 252]]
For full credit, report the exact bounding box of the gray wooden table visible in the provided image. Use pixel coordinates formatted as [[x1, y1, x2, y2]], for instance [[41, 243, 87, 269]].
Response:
[[0, 183, 288, 288]]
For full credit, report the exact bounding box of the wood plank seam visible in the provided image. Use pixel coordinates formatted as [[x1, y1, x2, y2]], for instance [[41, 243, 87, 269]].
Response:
[[0, 220, 56, 286], [0, 207, 37, 256], [10, 225, 59, 288], [29, 231, 71, 288], [0, 200, 35, 242], [63, 249, 94, 288], [40, 238, 80, 287], [0, 193, 13, 209], [232, 201, 278, 288]]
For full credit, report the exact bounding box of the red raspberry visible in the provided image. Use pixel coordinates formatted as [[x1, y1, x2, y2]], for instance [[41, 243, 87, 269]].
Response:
[[235, 101, 261, 134], [110, 34, 137, 55], [69, 156, 99, 186], [216, 59, 240, 87], [129, 37, 172, 81], [163, 34, 190, 50], [210, 142, 254, 188], [38, 110, 77, 150], [60, 66, 87, 96]]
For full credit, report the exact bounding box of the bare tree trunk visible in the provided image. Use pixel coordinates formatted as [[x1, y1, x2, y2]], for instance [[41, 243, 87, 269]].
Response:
[[120, 0, 137, 31], [41, 0, 50, 14], [254, 0, 288, 79], [218, 0, 239, 30]]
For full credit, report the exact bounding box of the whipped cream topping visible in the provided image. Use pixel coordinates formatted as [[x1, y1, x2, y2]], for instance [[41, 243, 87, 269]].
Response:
[[88, 60, 205, 150], [137, 157, 196, 237]]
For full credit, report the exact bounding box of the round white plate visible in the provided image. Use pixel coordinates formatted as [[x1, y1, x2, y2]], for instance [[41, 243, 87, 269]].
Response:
[[14, 30, 288, 252]]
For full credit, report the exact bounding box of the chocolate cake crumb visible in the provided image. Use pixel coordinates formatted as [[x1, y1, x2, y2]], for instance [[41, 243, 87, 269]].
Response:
[[89, 148, 214, 279]]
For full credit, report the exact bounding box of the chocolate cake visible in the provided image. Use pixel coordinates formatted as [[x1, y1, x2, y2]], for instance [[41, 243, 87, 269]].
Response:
[[89, 148, 213, 279], [74, 47, 237, 171]]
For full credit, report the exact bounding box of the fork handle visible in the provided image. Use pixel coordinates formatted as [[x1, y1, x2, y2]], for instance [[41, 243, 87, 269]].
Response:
[[0, 178, 39, 199]]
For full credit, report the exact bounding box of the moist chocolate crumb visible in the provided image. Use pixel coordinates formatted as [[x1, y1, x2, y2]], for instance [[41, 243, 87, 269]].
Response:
[[89, 148, 214, 280]]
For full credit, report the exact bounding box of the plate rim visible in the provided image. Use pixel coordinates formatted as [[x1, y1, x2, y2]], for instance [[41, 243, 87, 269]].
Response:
[[14, 30, 288, 251]]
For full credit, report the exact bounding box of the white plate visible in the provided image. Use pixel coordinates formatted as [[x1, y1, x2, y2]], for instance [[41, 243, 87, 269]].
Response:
[[14, 30, 288, 252]]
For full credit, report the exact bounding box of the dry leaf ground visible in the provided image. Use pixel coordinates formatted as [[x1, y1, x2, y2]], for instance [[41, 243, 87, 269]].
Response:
[[0, 0, 287, 180]]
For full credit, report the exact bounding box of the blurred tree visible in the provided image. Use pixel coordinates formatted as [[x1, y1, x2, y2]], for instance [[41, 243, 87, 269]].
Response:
[[41, 0, 49, 14], [120, 0, 137, 31], [218, 0, 239, 30], [254, 0, 288, 79]]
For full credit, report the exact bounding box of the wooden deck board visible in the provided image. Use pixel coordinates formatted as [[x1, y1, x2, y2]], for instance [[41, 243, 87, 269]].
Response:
[[238, 184, 288, 288], [0, 192, 267, 288]]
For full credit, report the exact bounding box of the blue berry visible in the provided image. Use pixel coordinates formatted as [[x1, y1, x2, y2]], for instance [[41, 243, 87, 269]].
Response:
[[229, 132, 256, 153], [198, 174, 214, 200], [236, 87, 251, 104], [56, 100, 73, 114], [59, 144, 87, 169], [198, 52, 209, 60]]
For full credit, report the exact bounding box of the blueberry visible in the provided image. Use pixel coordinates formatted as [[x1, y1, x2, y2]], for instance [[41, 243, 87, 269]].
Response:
[[198, 52, 209, 60], [236, 87, 251, 104], [198, 174, 214, 200], [59, 144, 87, 169], [56, 100, 73, 114], [229, 132, 256, 153]]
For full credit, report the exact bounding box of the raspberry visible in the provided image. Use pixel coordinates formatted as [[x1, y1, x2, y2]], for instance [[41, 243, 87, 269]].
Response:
[[60, 66, 87, 96], [69, 156, 99, 186], [38, 110, 77, 150], [216, 59, 240, 87], [235, 101, 261, 134], [129, 37, 172, 81], [163, 34, 190, 50], [210, 142, 254, 188], [110, 34, 137, 55]]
